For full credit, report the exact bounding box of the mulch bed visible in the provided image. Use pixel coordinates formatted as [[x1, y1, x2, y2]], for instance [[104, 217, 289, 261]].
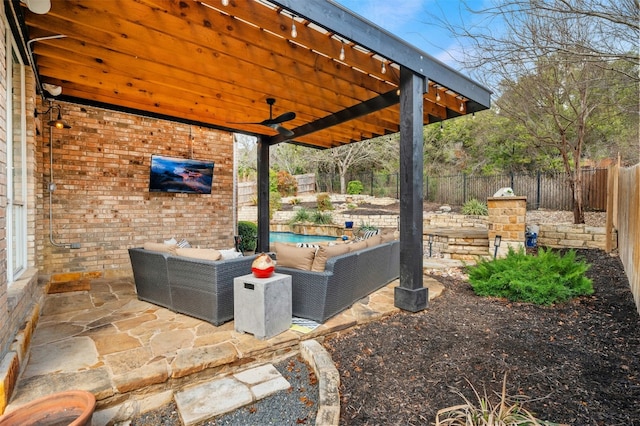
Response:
[[323, 249, 640, 425]]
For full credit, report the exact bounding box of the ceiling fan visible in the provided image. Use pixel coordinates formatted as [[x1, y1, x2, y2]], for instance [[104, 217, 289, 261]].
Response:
[[233, 98, 296, 137]]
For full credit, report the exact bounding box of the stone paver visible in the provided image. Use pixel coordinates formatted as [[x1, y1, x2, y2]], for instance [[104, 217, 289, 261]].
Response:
[[6, 262, 450, 424], [176, 363, 291, 425]]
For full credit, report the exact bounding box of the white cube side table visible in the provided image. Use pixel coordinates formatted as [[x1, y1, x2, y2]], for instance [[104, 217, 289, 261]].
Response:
[[233, 273, 292, 340]]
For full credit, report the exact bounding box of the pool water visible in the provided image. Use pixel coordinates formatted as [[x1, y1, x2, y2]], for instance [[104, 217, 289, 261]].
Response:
[[269, 232, 338, 244]]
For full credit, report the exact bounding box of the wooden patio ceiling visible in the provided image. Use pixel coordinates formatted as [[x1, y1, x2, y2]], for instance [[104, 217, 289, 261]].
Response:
[[14, 0, 491, 149]]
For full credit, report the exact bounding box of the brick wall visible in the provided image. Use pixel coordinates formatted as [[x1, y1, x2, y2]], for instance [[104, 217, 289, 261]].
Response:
[[0, 2, 8, 360], [35, 101, 236, 277]]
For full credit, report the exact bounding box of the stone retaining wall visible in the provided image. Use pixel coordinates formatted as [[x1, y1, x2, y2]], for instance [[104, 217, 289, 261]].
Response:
[[245, 206, 613, 252], [537, 224, 615, 250], [423, 213, 488, 229]]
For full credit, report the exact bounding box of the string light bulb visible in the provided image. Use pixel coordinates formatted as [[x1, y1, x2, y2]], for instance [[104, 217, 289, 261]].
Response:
[[221, 0, 229, 5], [440, 122, 444, 132], [339, 41, 345, 61], [381, 61, 386, 74], [436, 91, 441, 102], [291, 15, 297, 38], [459, 101, 464, 112]]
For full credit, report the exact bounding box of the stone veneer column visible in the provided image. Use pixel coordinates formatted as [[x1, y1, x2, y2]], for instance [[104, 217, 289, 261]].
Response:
[[487, 196, 527, 258]]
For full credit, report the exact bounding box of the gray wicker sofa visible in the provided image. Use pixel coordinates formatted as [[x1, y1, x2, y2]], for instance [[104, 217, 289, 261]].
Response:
[[275, 239, 400, 323], [128, 247, 256, 325]]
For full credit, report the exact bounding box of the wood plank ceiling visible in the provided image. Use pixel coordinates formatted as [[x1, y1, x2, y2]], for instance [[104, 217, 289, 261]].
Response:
[[17, 0, 491, 149]]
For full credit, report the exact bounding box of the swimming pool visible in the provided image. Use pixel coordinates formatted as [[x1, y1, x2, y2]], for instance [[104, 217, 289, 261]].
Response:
[[269, 232, 338, 244]]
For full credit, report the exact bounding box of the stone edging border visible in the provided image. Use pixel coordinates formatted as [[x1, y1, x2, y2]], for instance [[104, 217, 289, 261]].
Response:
[[300, 340, 340, 426]]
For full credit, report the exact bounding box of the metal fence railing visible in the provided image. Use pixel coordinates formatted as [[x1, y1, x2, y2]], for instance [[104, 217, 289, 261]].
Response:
[[316, 168, 608, 211]]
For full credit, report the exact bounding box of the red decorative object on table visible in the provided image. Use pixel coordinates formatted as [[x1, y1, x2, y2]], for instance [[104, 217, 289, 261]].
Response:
[[251, 253, 275, 278]]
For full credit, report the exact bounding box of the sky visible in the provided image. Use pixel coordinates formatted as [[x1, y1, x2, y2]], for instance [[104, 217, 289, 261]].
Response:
[[333, 0, 486, 69]]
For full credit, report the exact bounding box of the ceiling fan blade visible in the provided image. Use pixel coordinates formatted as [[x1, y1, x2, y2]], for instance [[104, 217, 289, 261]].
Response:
[[262, 112, 296, 125], [268, 124, 294, 138]]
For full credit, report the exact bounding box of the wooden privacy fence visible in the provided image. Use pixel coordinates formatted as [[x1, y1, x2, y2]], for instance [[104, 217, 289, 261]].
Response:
[[606, 162, 640, 315]]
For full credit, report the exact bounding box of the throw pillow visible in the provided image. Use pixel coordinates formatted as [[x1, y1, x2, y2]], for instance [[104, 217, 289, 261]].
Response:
[[380, 231, 397, 243], [311, 243, 351, 272], [175, 247, 222, 261], [143, 242, 177, 254], [362, 229, 380, 239], [177, 238, 191, 248], [219, 248, 242, 260], [296, 243, 320, 249], [274, 242, 316, 270]]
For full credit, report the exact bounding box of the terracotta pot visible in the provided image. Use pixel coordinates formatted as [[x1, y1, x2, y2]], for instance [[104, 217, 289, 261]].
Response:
[[0, 390, 95, 426]]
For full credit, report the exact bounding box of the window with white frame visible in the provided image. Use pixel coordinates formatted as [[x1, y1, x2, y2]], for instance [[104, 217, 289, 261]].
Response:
[[6, 23, 27, 284]]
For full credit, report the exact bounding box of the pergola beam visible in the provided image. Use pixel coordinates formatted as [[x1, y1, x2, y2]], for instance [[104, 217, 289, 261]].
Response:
[[268, 90, 400, 145], [270, 0, 491, 111]]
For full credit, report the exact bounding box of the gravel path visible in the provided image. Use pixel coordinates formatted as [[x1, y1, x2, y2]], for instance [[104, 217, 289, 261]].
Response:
[[129, 355, 318, 425]]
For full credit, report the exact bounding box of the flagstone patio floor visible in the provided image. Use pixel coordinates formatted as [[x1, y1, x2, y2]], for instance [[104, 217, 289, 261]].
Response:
[[5, 262, 450, 424]]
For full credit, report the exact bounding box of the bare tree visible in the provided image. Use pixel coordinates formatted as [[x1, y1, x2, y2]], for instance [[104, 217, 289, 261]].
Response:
[[438, 0, 639, 223], [312, 136, 398, 194]]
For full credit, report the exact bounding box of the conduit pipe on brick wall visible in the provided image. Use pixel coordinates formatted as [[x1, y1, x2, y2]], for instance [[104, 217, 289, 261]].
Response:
[[46, 102, 79, 249]]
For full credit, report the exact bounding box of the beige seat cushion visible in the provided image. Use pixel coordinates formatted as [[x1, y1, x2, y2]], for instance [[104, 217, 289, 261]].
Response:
[[311, 243, 351, 272], [143, 242, 177, 254], [365, 234, 383, 247], [175, 247, 222, 261], [348, 240, 369, 252], [274, 242, 317, 270]]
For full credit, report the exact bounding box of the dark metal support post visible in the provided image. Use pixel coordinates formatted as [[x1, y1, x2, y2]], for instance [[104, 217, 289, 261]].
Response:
[[256, 137, 270, 253], [394, 66, 428, 313]]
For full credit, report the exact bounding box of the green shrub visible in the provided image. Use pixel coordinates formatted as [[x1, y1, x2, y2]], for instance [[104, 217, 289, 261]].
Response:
[[237, 221, 257, 252], [316, 192, 333, 211], [269, 191, 281, 219], [268, 169, 278, 193], [347, 180, 364, 195], [467, 247, 593, 305], [461, 198, 488, 215], [311, 210, 333, 225], [357, 221, 378, 234], [289, 207, 311, 224], [276, 170, 298, 197]]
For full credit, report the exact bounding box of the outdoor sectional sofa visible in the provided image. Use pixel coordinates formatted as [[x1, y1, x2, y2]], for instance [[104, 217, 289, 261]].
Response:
[[272, 234, 400, 323], [128, 245, 257, 325]]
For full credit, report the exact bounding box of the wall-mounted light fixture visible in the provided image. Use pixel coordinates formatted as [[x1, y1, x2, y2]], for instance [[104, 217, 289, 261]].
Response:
[[493, 235, 502, 259], [42, 83, 62, 97], [35, 104, 71, 129], [25, 0, 51, 14]]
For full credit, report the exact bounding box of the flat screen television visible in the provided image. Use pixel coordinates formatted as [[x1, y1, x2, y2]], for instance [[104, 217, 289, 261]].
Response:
[[149, 154, 214, 194]]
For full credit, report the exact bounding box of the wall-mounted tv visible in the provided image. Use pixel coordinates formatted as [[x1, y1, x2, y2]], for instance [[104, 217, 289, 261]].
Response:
[[149, 154, 214, 194]]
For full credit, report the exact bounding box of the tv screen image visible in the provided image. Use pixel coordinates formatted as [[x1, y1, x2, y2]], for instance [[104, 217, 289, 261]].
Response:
[[149, 154, 214, 194]]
